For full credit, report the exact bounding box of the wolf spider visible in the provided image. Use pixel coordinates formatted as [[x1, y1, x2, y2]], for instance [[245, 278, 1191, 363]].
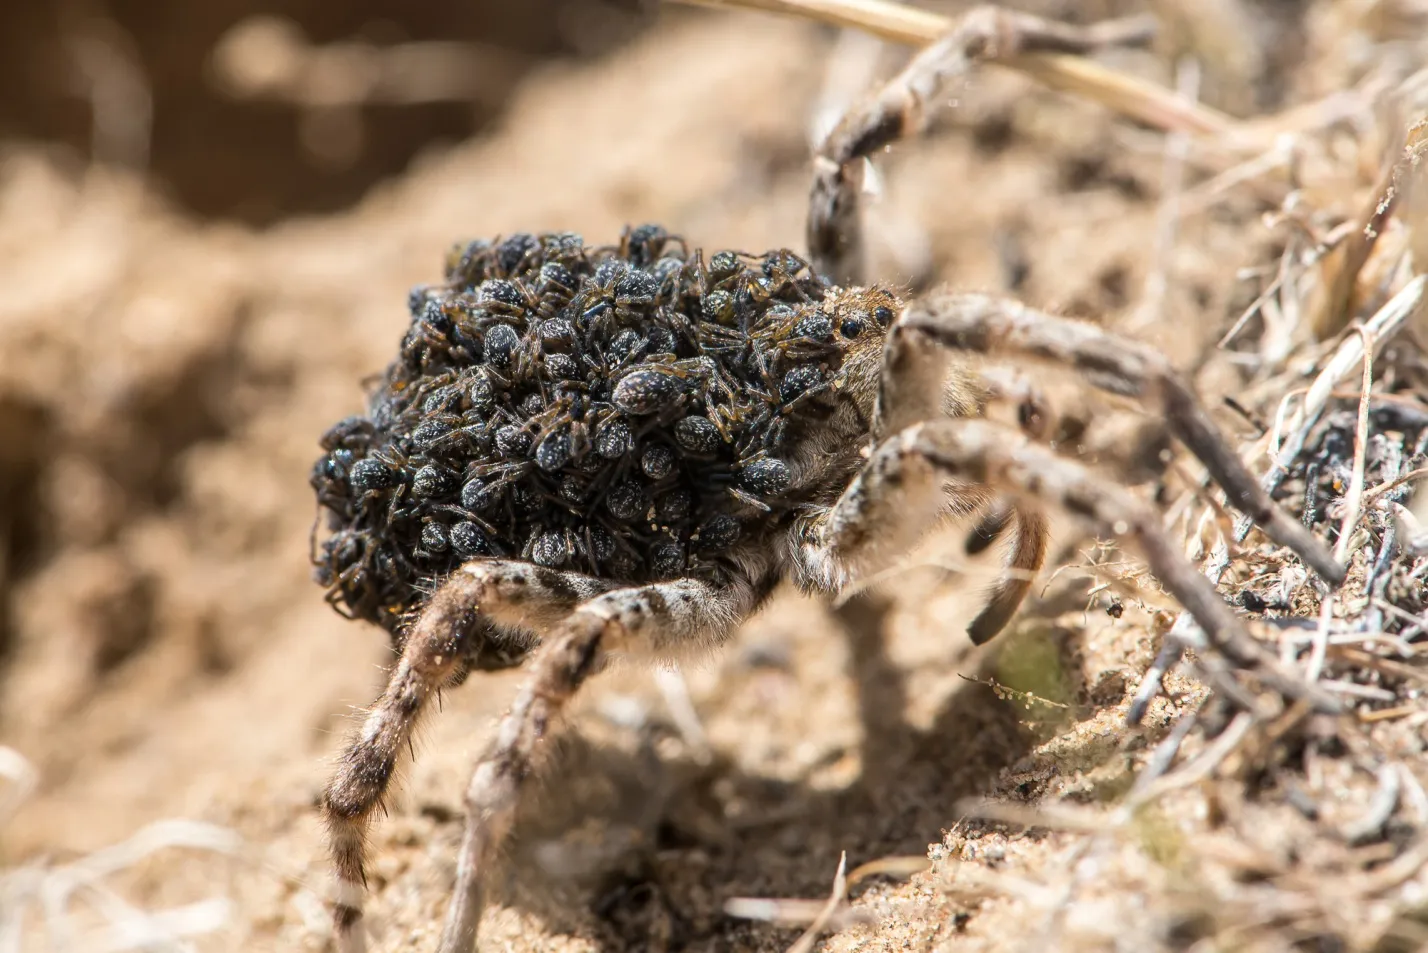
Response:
[[318, 8, 1345, 952]]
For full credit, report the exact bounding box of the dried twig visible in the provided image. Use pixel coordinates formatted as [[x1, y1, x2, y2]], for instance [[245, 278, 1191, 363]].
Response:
[[1126, 708, 1201, 805], [1127, 539, 1230, 725], [1305, 593, 1335, 685], [1129, 711, 1257, 803], [653, 666, 712, 763], [1363, 468, 1428, 512]]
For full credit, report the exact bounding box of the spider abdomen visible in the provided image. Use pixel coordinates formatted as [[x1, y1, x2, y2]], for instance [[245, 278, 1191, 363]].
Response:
[[310, 226, 858, 633]]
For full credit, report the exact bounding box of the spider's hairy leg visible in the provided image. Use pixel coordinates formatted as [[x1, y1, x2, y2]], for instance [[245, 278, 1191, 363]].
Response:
[[890, 419, 1340, 711], [791, 427, 1046, 645], [891, 292, 1348, 586], [323, 560, 614, 953], [964, 504, 1050, 644], [808, 7, 1156, 285], [437, 576, 760, 953]]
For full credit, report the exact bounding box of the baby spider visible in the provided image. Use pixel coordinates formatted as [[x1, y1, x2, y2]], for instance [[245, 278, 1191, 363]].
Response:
[[310, 8, 1346, 952]]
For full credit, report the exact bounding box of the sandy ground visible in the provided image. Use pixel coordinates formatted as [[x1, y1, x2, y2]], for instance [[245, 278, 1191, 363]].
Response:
[[2, 3, 1425, 952]]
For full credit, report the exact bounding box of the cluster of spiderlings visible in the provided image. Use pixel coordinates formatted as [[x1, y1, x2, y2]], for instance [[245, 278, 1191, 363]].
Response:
[[1263, 403, 1428, 630], [310, 224, 846, 632]]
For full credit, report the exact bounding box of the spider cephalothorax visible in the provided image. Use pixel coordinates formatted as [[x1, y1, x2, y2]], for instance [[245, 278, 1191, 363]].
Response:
[[310, 225, 896, 639]]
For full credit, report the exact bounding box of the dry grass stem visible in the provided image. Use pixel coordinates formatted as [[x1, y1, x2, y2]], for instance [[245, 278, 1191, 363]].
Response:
[[846, 856, 931, 885], [1310, 122, 1428, 340], [668, 0, 1236, 136], [1331, 328, 1377, 565], [722, 897, 874, 931], [722, 853, 927, 937], [787, 853, 847, 953], [1126, 708, 1201, 804], [957, 675, 1072, 712], [671, 0, 947, 46]]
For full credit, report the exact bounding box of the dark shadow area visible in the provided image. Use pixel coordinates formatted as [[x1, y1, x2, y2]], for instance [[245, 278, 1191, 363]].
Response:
[[0, 397, 53, 664], [470, 592, 1094, 952], [0, 0, 652, 223]]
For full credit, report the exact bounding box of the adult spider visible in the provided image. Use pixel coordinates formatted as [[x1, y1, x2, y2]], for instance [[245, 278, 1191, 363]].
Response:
[[312, 9, 1346, 952]]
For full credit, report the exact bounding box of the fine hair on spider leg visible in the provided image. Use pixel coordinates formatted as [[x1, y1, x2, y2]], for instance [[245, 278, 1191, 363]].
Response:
[[791, 0, 1344, 590], [438, 574, 760, 952], [893, 291, 1347, 587], [808, 5, 1161, 286], [890, 418, 1340, 713], [964, 503, 1049, 645], [322, 561, 617, 953], [323, 571, 482, 953]]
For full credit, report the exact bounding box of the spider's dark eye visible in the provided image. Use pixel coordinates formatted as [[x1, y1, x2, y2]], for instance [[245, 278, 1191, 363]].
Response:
[[873, 306, 894, 327], [840, 317, 865, 338]]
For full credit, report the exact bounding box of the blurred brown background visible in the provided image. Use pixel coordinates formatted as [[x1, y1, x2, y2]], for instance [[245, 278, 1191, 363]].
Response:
[[0, 0, 651, 221]]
